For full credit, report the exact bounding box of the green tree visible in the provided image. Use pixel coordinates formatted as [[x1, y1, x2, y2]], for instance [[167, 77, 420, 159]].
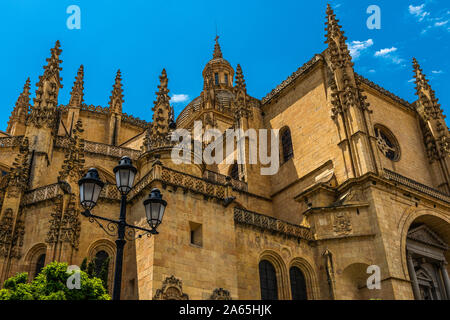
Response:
[[0, 261, 110, 300]]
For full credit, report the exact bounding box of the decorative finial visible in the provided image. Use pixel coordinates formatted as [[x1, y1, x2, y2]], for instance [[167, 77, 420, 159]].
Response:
[[413, 58, 443, 120], [69, 65, 85, 107], [235, 64, 246, 91], [213, 36, 223, 59], [108, 69, 124, 113]]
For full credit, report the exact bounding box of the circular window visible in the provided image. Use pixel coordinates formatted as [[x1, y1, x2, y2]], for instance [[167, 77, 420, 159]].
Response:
[[374, 125, 400, 161]]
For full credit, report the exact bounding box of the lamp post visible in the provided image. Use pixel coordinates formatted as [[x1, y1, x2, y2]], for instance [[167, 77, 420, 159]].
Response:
[[78, 156, 167, 300]]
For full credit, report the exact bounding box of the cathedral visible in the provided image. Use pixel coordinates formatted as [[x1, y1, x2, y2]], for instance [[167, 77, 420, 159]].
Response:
[[0, 4, 449, 300]]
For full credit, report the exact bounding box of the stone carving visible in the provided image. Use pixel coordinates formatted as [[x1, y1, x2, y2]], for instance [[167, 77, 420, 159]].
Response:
[[142, 69, 175, 153], [384, 169, 450, 203], [408, 225, 448, 250], [157, 167, 228, 201], [9, 210, 25, 259], [46, 195, 81, 250], [0, 209, 14, 257], [0, 136, 24, 149], [7, 137, 30, 190], [58, 120, 85, 182], [108, 70, 124, 114], [333, 212, 352, 236], [55, 136, 141, 160], [210, 288, 232, 300], [153, 275, 189, 300], [7, 78, 31, 132], [27, 41, 62, 129], [69, 65, 84, 107], [0, 208, 25, 259], [234, 207, 313, 241]]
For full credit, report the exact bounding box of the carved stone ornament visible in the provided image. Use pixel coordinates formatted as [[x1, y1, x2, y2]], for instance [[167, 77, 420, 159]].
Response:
[[153, 275, 189, 300], [210, 288, 232, 300], [333, 212, 352, 236]]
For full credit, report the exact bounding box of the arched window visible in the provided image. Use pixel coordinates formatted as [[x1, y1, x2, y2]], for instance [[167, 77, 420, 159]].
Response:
[[290, 266, 307, 300], [374, 125, 400, 161], [229, 163, 239, 181], [214, 73, 219, 86], [259, 260, 278, 300], [281, 128, 294, 163], [34, 254, 46, 277], [94, 250, 109, 277]]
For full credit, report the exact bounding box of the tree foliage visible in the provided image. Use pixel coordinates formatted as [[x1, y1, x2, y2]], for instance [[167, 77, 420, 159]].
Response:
[[0, 261, 110, 300]]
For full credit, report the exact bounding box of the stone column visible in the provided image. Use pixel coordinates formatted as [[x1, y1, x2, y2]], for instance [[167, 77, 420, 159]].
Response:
[[439, 261, 450, 300], [407, 252, 421, 300]]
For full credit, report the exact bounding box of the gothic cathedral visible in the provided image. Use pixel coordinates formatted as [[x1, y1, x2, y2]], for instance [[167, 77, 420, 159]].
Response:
[[1, 5, 449, 300]]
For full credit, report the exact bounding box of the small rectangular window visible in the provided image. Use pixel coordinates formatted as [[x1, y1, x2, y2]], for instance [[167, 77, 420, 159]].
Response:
[[189, 221, 203, 247], [224, 73, 228, 85], [214, 73, 219, 86]]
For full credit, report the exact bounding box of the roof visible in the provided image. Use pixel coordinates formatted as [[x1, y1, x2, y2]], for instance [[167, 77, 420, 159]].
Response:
[[176, 89, 235, 126], [261, 53, 415, 111]]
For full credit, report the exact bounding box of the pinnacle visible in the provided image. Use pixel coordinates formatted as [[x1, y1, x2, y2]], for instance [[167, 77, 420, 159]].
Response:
[[213, 35, 223, 59], [235, 64, 246, 90], [108, 69, 124, 112]]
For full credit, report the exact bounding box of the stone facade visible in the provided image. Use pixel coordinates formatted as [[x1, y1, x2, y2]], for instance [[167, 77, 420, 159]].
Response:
[[0, 5, 449, 300]]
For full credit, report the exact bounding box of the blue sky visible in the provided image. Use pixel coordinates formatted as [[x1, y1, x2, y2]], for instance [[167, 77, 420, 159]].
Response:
[[0, 0, 449, 131]]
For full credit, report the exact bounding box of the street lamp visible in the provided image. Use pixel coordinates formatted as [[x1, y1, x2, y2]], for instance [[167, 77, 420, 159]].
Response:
[[143, 188, 167, 233], [78, 156, 167, 300]]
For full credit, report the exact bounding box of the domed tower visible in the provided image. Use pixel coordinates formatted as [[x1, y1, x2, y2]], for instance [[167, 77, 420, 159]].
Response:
[[202, 36, 235, 93], [176, 37, 237, 133]]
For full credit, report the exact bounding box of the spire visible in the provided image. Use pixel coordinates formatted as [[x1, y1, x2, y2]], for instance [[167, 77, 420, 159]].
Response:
[[69, 65, 84, 107], [234, 64, 246, 91], [7, 137, 30, 190], [58, 120, 85, 182], [40, 40, 63, 87], [28, 41, 63, 128], [213, 36, 223, 59], [151, 69, 171, 137], [143, 69, 173, 152], [154, 69, 170, 107], [7, 78, 31, 131], [325, 4, 353, 70], [108, 69, 124, 114], [413, 58, 444, 120]]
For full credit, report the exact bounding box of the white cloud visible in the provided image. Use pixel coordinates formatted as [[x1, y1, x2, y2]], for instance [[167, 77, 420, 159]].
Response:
[[374, 47, 398, 56], [374, 47, 405, 65], [432, 70, 444, 74], [171, 94, 189, 103], [435, 20, 449, 27], [369, 69, 376, 73], [347, 39, 374, 59], [408, 79, 415, 83], [409, 4, 430, 21]]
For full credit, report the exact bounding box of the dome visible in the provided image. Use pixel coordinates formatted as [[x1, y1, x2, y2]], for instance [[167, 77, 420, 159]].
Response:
[[176, 90, 235, 127]]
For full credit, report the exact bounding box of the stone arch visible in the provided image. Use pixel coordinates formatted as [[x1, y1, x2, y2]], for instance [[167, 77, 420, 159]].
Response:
[[339, 262, 372, 300], [398, 209, 450, 300], [398, 208, 450, 279], [289, 257, 320, 300], [87, 239, 116, 291], [24, 243, 47, 279], [259, 250, 290, 299]]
